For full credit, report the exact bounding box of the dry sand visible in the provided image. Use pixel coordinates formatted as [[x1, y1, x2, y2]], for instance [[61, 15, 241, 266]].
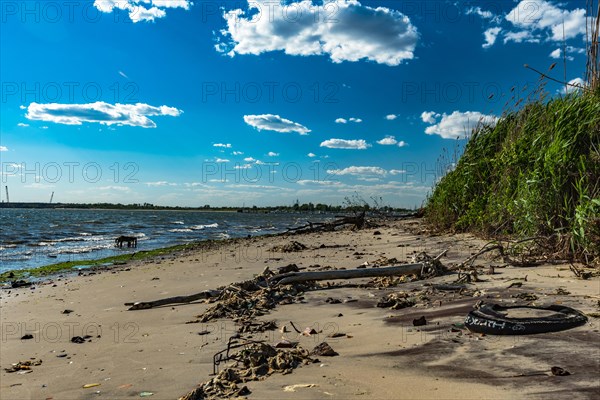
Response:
[[1, 219, 599, 399]]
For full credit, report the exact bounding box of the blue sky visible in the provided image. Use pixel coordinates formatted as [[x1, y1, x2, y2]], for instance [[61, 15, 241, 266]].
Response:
[[0, 0, 592, 207]]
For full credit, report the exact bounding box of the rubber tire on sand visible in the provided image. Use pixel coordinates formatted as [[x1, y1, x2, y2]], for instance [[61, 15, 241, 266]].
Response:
[[465, 303, 588, 335]]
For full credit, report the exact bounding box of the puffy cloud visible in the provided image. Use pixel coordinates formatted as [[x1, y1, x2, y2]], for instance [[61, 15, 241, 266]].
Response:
[[17, 122, 29, 127], [232, 150, 243, 155], [244, 157, 256, 162], [336, 117, 362, 124], [503, 30, 539, 44], [307, 153, 317, 157], [377, 136, 397, 145], [244, 114, 310, 135], [561, 77, 586, 94], [466, 6, 501, 23], [389, 169, 405, 175], [214, 143, 232, 148], [550, 48, 562, 58], [420, 111, 440, 124], [550, 46, 585, 60], [505, 1, 587, 41], [422, 111, 498, 139], [25, 102, 182, 128], [93, 0, 191, 23], [482, 27, 502, 48], [217, 0, 419, 66], [145, 181, 177, 187], [320, 138, 370, 149], [327, 166, 387, 176], [0, 146, 7, 152], [385, 114, 398, 120], [215, 158, 230, 163], [397, 140, 408, 147], [267, 152, 279, 157]]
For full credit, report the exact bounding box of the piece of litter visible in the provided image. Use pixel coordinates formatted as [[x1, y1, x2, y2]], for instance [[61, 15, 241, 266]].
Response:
[[83, 383, 100, 389], [117, 384, 133, 389], [139, 391, 154, 397], [283, 384, 317, 392]]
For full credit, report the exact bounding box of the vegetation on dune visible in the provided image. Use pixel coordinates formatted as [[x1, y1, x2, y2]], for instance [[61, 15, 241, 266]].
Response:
[[426, 93, 599, 259], [426, 2, 600, 261]]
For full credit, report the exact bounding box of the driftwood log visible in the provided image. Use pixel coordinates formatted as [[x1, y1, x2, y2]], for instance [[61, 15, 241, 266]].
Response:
[[287, 212, 366, 234], [271, 263, 426, 285], [125, 289, 221, 310]]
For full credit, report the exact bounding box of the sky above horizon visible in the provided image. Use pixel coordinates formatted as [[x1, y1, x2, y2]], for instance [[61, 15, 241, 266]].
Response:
[[0, 0, 592, 208]]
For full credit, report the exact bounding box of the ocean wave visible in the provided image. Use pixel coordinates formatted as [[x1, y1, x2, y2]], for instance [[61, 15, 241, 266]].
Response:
[[168, 228, 193, 233], [191, 223, 219, 230], [172, 221, 185, 225]]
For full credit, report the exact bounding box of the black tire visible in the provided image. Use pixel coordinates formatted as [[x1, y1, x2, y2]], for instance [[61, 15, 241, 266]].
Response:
[[465, 303, 588, 335]]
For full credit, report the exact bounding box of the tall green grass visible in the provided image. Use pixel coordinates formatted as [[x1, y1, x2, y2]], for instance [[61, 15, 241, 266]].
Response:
[[425, 92, 600, 260]]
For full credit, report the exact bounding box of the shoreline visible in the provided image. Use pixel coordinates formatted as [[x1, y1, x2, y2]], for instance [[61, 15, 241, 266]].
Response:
[[1, 218, 598, 399], [0, 232, 284, 283]]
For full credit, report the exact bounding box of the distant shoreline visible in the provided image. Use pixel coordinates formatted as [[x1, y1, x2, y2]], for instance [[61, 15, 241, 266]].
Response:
[[0, 202, 411, 212]]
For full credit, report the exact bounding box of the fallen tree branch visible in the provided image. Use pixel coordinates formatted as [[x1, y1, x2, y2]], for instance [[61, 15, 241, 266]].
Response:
[[125, 289, 222, 310], [271, 263, 428, 285], [287, 212, 366, 234]]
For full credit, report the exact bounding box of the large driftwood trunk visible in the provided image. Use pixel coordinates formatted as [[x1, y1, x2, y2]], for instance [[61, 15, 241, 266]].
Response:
[[125, 289, 221, 310], [271, 263, 425, 285]]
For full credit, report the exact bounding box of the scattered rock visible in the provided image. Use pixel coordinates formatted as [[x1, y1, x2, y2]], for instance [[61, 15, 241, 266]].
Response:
[[377, 293, 415, 310], [325, 297, 342, 304], [302, 327, 318, 336], [270, 241, 307, 253], [551, 366, 571, 376], [311, 342, 338, 357], [71, 335, 92, 344], [5, 359, 42, 373], [275, 340, 298, 349], [20, 334, 34, 340], [10, 280, 32, 289], [277, 264, 300, 274], [62, 309, 74, 314], [413, 316, 427, 327]]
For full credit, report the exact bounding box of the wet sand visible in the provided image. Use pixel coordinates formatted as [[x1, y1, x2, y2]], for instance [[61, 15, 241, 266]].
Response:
[[1, 219, 598, 399]]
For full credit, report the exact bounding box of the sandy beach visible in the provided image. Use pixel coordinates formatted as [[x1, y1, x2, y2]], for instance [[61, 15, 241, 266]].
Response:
[[1, 218, 599, 400]]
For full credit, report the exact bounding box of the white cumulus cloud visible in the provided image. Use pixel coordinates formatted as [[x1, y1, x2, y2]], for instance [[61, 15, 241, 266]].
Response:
[[320, 138, 370, 149], [505, 1, 587, 42], [385, 114, 398, 120], [561, 77, 586, 94], [336, 117, 362, 124], [217, 0, 419, 66], [267, 152, 279, 157], [0, 146, 8, 152], [482, 27, 502, 48], [244, 114, 310, 135], [93, 0, 191, 23], [377, 136, 397, 145], [422, 111, 498, 140], [307, 153, 317, 158], [327, 166, 387, 176], [397, 140, 408, 147], [214, 143, 232, 148], [25, 102, 182, 128]]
